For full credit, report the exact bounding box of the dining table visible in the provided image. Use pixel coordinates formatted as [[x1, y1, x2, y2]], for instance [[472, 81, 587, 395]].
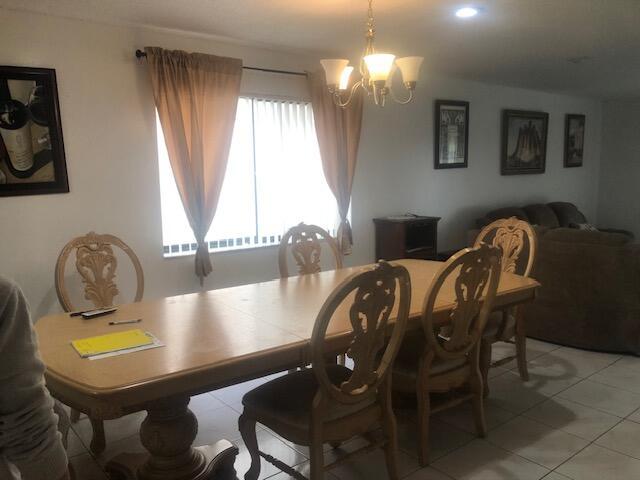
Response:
[[35, 258, 540, 480]]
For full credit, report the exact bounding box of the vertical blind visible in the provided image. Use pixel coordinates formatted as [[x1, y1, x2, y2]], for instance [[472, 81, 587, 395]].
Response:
[[158, 97, 339, 256]]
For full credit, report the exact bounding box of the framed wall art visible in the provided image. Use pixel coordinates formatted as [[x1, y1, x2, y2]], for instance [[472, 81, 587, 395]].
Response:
[[0, 66, 68, 196], [564, 113, 585, 167], [434, 99, 469, 169], [501, 109, 548, 175]]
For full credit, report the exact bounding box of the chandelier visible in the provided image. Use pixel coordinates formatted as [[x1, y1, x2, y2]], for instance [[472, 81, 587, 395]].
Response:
[[320, 0, 423, 108]]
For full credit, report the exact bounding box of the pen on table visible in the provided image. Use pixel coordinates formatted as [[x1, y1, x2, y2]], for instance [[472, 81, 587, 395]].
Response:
[[108, 319, 142, 326], [71, 307, 117, 317]]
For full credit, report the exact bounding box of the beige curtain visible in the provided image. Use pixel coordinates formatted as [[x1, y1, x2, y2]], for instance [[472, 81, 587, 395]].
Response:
[[145, 47, 242, 284], [307, 71, 363, 255]]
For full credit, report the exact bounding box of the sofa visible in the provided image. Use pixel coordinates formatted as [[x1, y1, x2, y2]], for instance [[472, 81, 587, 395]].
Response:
[[474, 202, 640, 354]]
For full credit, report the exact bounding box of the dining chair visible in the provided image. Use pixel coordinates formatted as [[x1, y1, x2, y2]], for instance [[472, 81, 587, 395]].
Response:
[[54, 231, 144, 455], [392, 244, 502, 466], [473, 217, 537, 391], [279, 222, 346, 367], [278, 222, 343, 278], [238, 260, 411, 480]]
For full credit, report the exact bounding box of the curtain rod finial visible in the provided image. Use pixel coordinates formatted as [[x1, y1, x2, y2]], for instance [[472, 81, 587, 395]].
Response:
[[136, 49, 147, 59]]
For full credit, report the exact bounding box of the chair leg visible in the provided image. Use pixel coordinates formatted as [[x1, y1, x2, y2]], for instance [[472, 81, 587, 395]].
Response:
[[238, 413, 260, 480], [380, 382, 400, 480], [309, 439, 324, 480], [89, 417, 106, 455], [470, 368, 487, 438], [416, 385, 431, 467], [479, 340, 492, 398], [515, 314, 529, 382], [70, 408, 81, 423]]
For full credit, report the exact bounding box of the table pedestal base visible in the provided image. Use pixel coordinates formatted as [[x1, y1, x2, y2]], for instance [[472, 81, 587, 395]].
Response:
[[104, 396, 238, 480], [106, 441, 238, 480]]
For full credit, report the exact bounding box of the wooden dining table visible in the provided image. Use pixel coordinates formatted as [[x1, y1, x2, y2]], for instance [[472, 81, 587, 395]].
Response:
[[35, 259, 539, 480]]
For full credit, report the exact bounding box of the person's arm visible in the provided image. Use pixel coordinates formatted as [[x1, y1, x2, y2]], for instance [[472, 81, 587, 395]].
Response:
[[0, 277, 69, 480]]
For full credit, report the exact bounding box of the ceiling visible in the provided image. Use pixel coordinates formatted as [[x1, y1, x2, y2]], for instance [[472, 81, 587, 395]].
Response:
[[2, 0, 640, 99]]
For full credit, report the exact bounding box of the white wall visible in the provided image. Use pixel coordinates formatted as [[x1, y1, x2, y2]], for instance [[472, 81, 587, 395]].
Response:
[[0, 8, 603, 318], [353, 76, 603, 257], [597, 100, 640, 238]]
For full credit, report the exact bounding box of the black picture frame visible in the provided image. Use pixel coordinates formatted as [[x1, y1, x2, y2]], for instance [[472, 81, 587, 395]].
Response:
[[501, 109, 548, 175], [0, 66, 68, 196], [564, 113, 585, 168], [434, 99, 469, 169]]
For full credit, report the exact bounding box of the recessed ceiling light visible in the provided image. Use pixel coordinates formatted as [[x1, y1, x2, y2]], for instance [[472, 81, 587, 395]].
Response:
[[456, 7, 479, 18]]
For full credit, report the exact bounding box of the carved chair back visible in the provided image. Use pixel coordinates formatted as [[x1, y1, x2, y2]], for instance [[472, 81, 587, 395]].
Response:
[[311, 260, 411, 405], [422, 244, 502, 362], [474, 217, 537, 277], [278, 223, 343, 278], [55, 232, 144, 311]]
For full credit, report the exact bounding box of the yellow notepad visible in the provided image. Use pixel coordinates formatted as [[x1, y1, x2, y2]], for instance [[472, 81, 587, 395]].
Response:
[[71, 329, 154, 358]]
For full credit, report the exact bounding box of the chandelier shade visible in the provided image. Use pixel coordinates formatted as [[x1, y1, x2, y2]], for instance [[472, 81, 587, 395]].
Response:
[[396, 56, 424, 84], [363, 53, 396, 82], [339, 66, 354, 90], [320, 59, 349, 86]]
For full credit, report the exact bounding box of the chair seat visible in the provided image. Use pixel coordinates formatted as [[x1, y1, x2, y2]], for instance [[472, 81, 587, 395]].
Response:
[[483, 310, 516, 341], [242, 365, 378, 441], [394, 351, 468, 378], [391, 332, 469, 392]]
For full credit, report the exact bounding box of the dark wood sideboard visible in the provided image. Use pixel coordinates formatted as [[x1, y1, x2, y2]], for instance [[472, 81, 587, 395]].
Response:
[[373, 216, 441, 261]]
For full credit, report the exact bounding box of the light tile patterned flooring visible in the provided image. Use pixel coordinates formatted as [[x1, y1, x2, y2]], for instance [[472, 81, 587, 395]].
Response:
[[68, 339, 640, 479]]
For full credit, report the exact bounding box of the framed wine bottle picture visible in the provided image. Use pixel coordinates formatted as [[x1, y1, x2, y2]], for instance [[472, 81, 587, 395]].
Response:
[[0, 66, 68, 196]]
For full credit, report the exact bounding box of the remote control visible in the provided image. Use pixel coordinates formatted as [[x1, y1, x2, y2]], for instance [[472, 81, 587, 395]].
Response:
[[81, 307, 117, 319]]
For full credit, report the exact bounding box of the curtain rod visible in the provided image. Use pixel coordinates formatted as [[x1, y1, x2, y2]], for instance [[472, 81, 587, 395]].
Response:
[[135, 50, 307, 77]]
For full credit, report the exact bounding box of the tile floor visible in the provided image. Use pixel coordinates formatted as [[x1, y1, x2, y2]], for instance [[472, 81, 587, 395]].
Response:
[[68, 339, 640, 479]]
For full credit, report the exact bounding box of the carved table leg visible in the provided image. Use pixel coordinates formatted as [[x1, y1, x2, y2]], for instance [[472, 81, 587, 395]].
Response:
[[105, 396, 238, 480], [89, 417, 106, 455]]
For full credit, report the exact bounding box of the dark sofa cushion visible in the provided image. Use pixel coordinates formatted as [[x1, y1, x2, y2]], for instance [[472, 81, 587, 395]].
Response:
[[486, 207, 529, 222], [548, 202, 587, 227], [476, 207, 530, 229], [542, 227, 631, 246], [523, 204, 560, 228]]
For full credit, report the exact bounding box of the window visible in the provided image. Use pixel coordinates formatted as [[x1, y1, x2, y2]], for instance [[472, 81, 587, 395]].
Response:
[[158, 97, 339, 256]]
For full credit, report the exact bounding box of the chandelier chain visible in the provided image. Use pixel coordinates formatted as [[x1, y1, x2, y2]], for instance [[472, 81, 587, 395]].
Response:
[[361, 0, 376, 78]]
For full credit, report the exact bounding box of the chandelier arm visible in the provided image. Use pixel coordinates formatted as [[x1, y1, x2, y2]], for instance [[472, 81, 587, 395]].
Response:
[[372, 84, 385, 107], [389, 87, 415, 105], [360, 80, 373, 96], [332, 80, 362, 108]]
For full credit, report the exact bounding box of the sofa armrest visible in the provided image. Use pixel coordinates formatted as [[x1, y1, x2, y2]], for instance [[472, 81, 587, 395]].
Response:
[[598, 227, 635, 240]]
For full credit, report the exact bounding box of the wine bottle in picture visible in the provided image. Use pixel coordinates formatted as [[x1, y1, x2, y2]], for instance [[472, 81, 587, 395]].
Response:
[[0, 78, 34, 173]]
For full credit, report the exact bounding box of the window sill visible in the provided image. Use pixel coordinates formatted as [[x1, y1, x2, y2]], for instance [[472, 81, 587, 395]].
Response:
[[162, 242, 280, 259]]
